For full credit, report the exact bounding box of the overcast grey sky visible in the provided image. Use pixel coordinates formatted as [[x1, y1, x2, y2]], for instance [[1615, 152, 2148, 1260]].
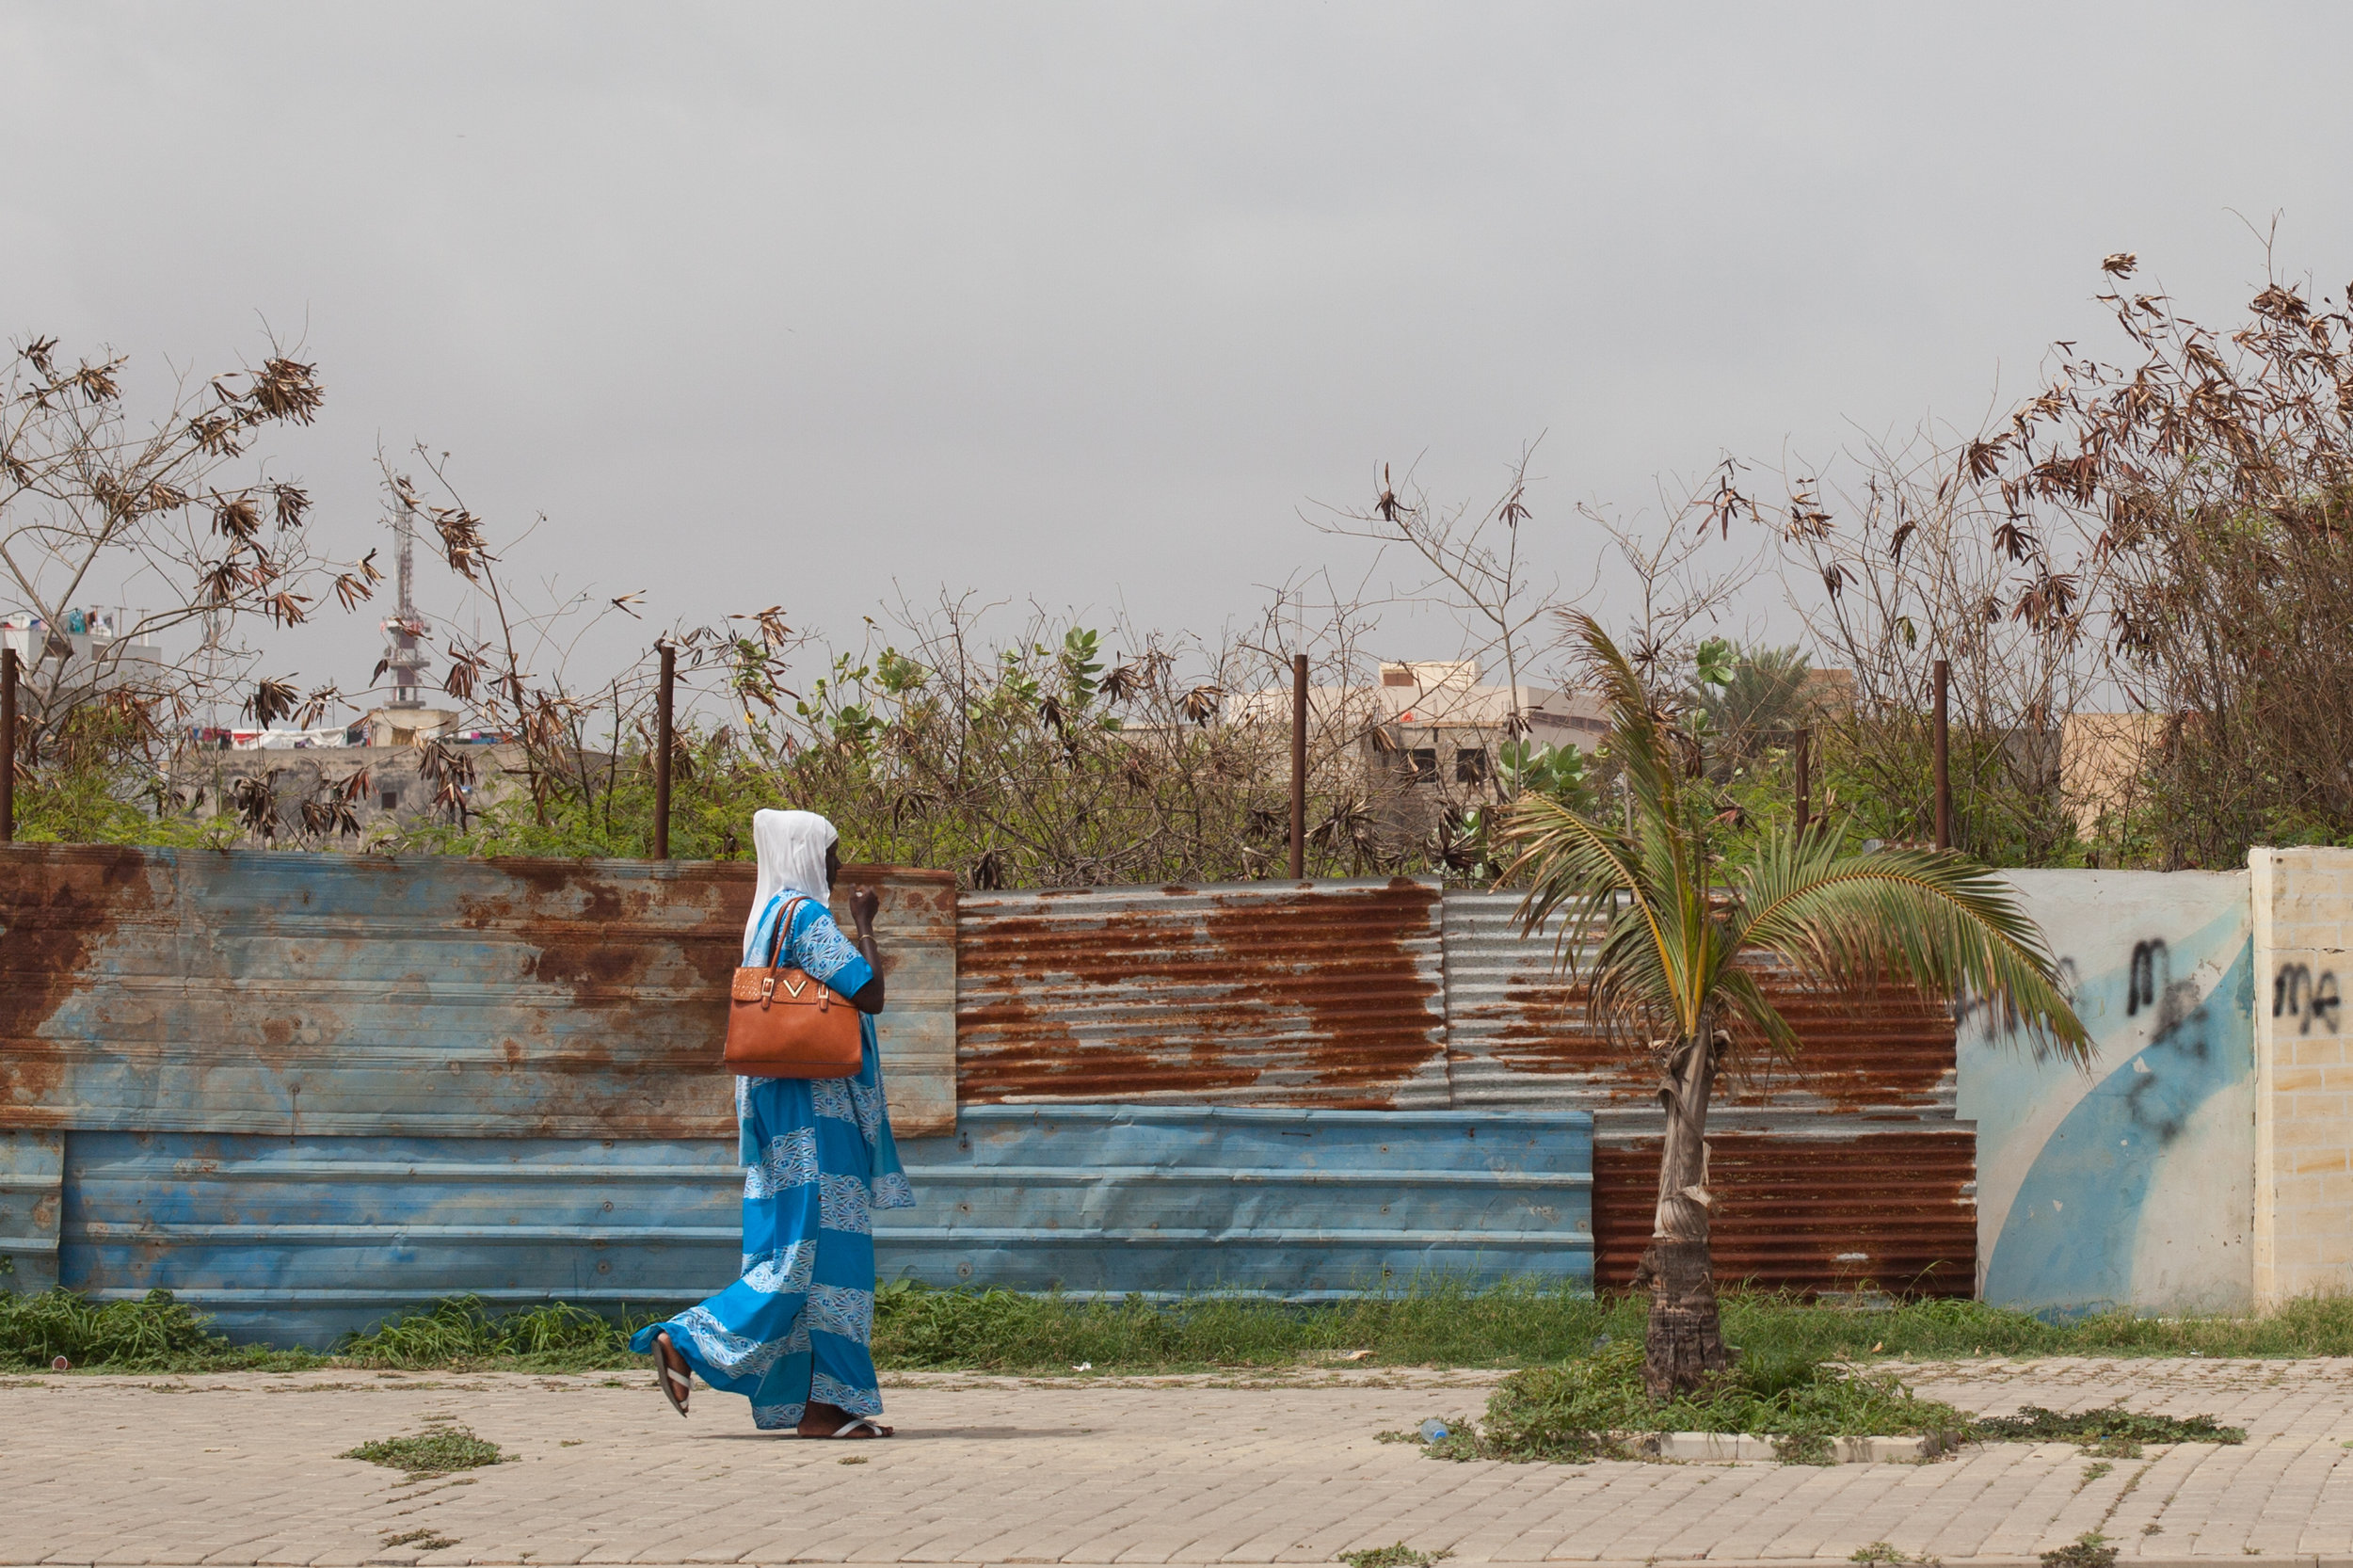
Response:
[[6, 2, 2351, 704]]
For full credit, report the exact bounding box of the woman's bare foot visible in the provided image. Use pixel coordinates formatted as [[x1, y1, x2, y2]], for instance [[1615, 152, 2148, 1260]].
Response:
[[653, 1332, 692, 1416], [800, 1399, 891, 1437]]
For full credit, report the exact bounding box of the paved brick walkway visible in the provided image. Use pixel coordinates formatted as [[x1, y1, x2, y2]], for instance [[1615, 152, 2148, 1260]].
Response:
[[10, 1358, 2353, 1566]]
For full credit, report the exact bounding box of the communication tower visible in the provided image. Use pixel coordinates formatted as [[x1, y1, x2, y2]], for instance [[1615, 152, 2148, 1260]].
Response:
[[382, 496, 429, 709]]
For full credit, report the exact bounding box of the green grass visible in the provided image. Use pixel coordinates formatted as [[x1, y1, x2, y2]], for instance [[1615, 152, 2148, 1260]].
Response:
[[336, 1295, 656, 1369], [1409, 1342, 2250, 1466], [0, 1288, 312, 1372], [1423, 1339, 1973, 1464], [871, 1281, 2353, 1372], [870, 1276, 1609, 1371], [16, 1279, 2353, 1374]]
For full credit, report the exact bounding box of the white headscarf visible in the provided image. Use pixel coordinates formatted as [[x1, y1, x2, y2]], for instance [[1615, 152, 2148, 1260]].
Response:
[[744, 808, 838, 959]]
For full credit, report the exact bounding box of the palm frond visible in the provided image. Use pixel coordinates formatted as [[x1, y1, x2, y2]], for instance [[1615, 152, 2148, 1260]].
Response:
[[1713, 963, 1801, 1061], [1499, 789, 1648, 967], [1732, 824, 2089, 1064], [1562, 610, 1687, 847]]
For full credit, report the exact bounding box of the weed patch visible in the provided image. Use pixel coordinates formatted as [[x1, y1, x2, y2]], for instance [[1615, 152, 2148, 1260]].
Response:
[[1337, 1546, 1451, 1568], [342, 1421, 507, 1479], [1972, 1404, 2245, 1448], [1421, 1340, 1968, 1464], [1850, 1545, 1942, 1567], [2040, 1534, 2118, 1568], [380, 1528, 458, 1551]]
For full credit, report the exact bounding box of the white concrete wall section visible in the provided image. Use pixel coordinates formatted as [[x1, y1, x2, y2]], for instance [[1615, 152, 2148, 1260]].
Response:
[[1960, 869, 2254, 1313], [2250, 847, 2353, 1308]]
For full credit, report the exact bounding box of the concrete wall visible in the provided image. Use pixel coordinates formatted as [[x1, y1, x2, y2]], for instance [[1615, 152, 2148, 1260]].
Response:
[[2250, 848, 2353, 1307], [1960, 870, 2255, 1314]]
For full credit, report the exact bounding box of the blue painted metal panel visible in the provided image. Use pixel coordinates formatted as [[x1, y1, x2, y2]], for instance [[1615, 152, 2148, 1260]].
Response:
[[875, 1105, 1593, 1297], [56, 1107, 1593, 1345], [61, 1130, 741, 1346], [0, 1128, 62, 1290]]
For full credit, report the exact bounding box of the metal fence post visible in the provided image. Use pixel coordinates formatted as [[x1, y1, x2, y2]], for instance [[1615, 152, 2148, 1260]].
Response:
[[1289, 653, 1306, 881], [1794, 724, 1811, 836], [1932, 658, 1951, 851], [653, 642, 674, 860], [0, 647, 15, 844]]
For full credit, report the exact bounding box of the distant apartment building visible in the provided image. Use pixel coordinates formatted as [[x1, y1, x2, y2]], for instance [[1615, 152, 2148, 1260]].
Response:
[[1229, 656, 1609, 817], [1365, 660, 1608, 785], [1233, 659, 1606, 777], [0, 609, 167, 696]]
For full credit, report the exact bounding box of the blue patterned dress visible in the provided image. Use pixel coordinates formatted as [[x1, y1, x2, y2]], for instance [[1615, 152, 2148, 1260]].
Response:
[[631, 894, 915, 1429]]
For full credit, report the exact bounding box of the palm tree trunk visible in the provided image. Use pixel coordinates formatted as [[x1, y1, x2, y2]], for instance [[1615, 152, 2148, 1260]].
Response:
[[1638, 1029, 1729, 1399]]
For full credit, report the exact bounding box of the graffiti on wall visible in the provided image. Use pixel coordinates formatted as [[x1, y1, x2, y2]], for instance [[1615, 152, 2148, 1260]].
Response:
[[2272, 962, 2342, 1035], [1958, 871, 2254, 1314]]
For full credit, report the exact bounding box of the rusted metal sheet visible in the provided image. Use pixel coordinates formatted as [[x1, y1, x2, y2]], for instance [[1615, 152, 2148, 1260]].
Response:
[[956, 879, 1450, 1108], [878, 1105, 1592, 1297], [0, 846, 958, 1140], [1444, 890, 1957, 1117], [1593, 1128, 1977, 1296], [0, 1128, 62, 1290], [1444, 890, 1971, 1295]]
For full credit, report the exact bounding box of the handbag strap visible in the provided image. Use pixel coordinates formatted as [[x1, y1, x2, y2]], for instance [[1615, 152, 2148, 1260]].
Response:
[[760, 893, 813, 975]]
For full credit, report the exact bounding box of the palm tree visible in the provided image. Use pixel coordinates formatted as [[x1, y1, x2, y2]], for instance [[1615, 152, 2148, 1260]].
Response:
[[1500, 615, 2087, 1399], [1690, 643, 1813, 771]]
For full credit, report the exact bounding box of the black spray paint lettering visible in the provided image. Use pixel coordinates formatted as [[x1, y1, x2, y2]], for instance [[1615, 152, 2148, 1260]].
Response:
[[2119, 936, 2214, 1144], [2127, 940, 2169, 1016], [2273, 963, 2343, 1035]]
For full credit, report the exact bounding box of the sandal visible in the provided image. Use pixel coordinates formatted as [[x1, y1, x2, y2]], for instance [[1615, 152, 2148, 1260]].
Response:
[[653, 1332, 692, 1417], [812, 1416, 891, 1439]]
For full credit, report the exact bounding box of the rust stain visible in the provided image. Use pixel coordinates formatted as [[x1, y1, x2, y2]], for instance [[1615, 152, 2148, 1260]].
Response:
[[957, 879, 1447, 1107], [2, 846, 949, 1143], [1593, 1128, 1977, 1296], [446, 860, 949, 1138], [0, 845, 157, 1125], [1727, 976, 1954, 1113], [446, 861, 738, 1135], [1465, 956, 1954, 1114]]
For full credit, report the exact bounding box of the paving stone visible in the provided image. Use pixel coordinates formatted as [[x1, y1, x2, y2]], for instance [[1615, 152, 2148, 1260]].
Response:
[[12, 1360, 2353, 1565]]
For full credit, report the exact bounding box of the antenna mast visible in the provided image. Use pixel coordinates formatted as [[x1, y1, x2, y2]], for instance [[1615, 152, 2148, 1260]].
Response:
[[383, 495, 428, 710]]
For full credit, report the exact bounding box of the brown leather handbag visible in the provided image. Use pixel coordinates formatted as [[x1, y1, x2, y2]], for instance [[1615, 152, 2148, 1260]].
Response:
[[723, 895, 863, 1078]]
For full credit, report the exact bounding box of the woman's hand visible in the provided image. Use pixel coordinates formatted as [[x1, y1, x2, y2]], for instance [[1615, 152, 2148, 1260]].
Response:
[[845, 887, 886, 1016]]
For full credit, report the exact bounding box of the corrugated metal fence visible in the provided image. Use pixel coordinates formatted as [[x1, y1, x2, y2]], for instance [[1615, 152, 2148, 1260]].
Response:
[[957, 883, 1971, 1296], [0, 851, 1969, 1335]]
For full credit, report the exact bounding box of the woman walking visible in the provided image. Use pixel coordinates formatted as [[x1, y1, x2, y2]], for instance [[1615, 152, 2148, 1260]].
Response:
[[631, 809, 914, 1437]]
